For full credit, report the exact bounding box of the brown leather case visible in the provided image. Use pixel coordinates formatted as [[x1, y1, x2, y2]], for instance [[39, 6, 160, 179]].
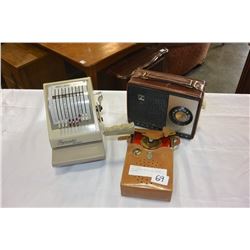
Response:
[[127, 69, 206, 139], [121, 141, 174, 201]]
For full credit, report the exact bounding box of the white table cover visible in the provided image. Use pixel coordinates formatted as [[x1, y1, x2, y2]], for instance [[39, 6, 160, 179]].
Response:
[[1, 90, 249, 207]]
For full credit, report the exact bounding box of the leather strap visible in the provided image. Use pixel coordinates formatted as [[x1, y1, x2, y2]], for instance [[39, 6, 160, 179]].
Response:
[[131, 69, 205, 92]]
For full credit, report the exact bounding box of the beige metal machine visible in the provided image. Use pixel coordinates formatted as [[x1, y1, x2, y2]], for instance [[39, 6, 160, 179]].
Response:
[[43, 77, 105, 167]]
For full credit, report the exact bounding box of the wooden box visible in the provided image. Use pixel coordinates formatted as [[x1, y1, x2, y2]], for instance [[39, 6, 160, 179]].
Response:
[[121, 132, 174, 201]]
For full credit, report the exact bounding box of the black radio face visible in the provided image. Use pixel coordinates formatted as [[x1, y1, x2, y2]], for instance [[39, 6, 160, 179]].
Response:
[[127, 85, 202, 139], [127, 85, 169, 130]]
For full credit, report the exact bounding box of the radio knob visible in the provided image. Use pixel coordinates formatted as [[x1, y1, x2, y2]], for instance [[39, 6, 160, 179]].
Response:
[[169, 106, 193, 126]]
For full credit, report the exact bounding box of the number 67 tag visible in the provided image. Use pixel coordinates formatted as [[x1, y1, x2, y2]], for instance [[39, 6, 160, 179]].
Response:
[[151, 173, 169, 186]]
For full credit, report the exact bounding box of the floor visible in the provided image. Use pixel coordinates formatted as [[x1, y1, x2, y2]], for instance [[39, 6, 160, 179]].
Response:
[[186, 43, 249, 93]]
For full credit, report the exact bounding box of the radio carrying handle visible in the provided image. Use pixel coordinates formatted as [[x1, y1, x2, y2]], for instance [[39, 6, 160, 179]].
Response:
[[132, 69, 205, 92]]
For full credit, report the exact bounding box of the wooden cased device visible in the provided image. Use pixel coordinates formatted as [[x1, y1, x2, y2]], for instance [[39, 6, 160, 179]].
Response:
[[120, 131, 176, 201]]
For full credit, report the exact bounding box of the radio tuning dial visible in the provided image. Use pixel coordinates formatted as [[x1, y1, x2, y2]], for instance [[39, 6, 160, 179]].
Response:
[[169, 106, 193, 126]]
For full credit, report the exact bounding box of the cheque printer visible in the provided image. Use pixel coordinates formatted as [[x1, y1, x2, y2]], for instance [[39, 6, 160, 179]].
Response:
[[44, 77, 134, 167], [43, 77, 105, 167]]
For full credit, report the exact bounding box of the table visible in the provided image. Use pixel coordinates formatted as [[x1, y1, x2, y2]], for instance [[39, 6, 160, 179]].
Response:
[[1, 90, 249, 207], [39, 43, 144, 89]]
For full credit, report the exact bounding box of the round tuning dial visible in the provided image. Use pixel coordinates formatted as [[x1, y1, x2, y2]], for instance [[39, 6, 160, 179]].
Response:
[[169, 106, 193, 126]]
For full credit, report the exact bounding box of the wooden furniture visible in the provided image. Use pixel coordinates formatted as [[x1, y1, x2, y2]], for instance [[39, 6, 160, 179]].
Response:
[[236, 50, 250, 94], [159, 43, 210, 75], [39, 43, 144, 89], [102, 46, 168, 90], [1, 43, 67, 89], [1, 75, 7, 88]]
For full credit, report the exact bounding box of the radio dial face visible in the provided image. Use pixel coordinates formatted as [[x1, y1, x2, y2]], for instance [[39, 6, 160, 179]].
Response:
[[169, 106, 193, 126]]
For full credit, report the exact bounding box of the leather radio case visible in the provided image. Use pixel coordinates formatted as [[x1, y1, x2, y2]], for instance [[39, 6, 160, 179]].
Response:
[[127, 69, 206, 139]]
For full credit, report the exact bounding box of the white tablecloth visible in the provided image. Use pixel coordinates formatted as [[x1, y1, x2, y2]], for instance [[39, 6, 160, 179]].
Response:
[[1, 90, 249, 207]]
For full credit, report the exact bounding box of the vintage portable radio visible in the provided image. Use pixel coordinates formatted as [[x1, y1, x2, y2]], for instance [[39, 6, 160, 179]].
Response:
[[43, 77, 105, 167], [127, 69, 206, 139]]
